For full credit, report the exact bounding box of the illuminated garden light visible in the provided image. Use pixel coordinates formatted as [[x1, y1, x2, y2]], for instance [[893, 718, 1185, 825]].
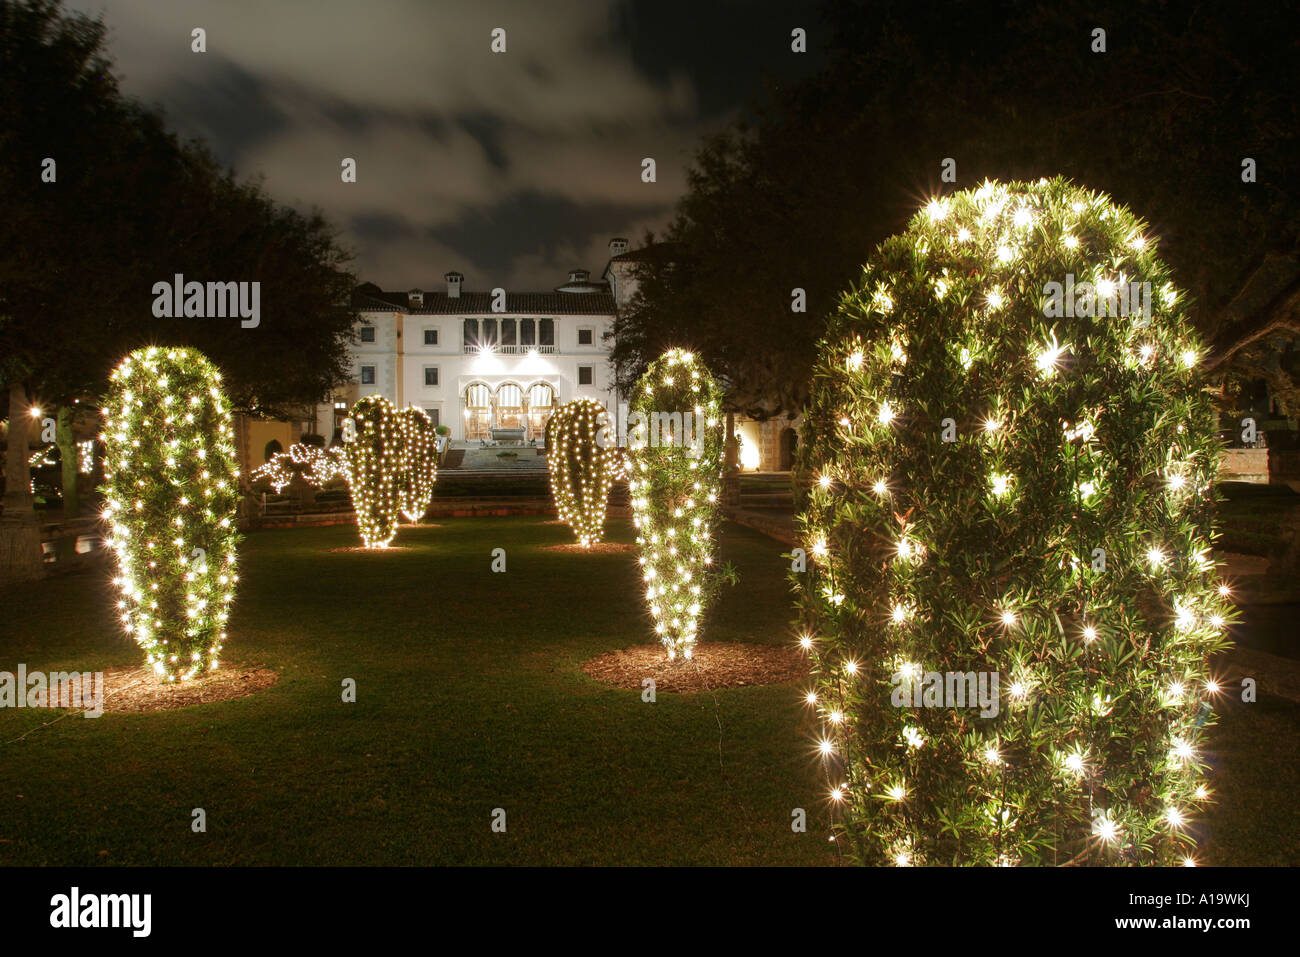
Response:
[[546, 398, 618, 547], [792, 179, 1229, 866], [341, 394, 430, 548], [629, 349, 724, 659], [101, 347, 238, 681]]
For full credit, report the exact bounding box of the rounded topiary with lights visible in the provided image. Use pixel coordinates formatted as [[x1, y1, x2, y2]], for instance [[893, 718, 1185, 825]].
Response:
[[628, 349, 725, 660], [100, 346, 240, 682], [794, 178, 1233, 866], [398, 405, 438, 522], [342, 395, 406, 548], [546, 398, 618, 547]]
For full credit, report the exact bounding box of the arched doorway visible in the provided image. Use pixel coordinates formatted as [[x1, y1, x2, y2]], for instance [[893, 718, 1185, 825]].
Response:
[[526, 382, 555, 441], [464, 383, 492, 440], [779, 427, 797, 471]]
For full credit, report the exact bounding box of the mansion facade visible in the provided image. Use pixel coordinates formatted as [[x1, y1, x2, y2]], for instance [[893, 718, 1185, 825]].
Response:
[[321, 238, 644, 445], [232, 237, 797, 475]]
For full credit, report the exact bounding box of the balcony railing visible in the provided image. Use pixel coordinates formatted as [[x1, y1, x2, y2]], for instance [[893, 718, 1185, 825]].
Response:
[[462, 344, 558, 355]]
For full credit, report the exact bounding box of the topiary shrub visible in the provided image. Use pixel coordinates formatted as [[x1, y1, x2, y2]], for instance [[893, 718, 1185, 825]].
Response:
[[101, 346, 240, 681], [342, 395, 405, 548], [398, 406, 438, 522], [546, 397, 618, 547], [628, 348, 726, 659], [794, 178, 1233, 866]]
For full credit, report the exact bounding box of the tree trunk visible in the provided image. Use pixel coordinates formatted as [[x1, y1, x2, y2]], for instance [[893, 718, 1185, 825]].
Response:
[[2, 382, 45, 583], [56, 404, 80, 517]]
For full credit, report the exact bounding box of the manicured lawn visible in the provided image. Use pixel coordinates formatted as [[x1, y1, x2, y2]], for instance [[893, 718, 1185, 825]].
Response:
[[0, 518, 829, 865], [1, 516, 1296, 865]]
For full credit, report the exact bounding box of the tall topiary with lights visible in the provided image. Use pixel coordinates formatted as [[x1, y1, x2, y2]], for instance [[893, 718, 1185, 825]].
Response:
[[794, 178, 1233, 866], [398, 406, 438, 522], [546, 398, 618, 546], [628, 349, 725, 659], [342, 395, 406, 548], [101, 346, 240, 681]]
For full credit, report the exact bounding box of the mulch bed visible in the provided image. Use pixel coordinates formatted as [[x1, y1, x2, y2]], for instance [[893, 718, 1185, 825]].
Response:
[[326, 545, 413, 553], [582, 642, 807, 692], [542, 542, 637, 554], [50, 664, 279, 714]]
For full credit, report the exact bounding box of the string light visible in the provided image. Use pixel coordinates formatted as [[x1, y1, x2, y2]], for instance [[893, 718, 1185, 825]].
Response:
[[546, 398, 619, 546], [629, 349, 724, 659], [793, 178, 1232, 865], [101, 347, 238, 682], [341, 395, 438, 548]]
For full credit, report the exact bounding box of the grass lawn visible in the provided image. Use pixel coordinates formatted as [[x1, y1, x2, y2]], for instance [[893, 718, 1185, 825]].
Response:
[[1, 516, 1296, 865], [0, 518, 829, 865]]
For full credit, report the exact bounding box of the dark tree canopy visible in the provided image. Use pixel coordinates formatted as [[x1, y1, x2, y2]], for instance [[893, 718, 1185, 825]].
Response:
[[612, 0, 1300, 417], [0, 0, 357, 419]]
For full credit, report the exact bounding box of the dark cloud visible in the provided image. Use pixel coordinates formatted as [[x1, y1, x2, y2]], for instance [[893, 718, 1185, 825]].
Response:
[[68, 0, 827, 289]]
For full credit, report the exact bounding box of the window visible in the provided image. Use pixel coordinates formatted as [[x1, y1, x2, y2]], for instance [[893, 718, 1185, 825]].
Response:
[[481, 318, 498, 347], [539, 318, 554, 346], [361, 366, 376, 385], [578, 327, 593, 345], [463, 318, 479, 350], [526, 383, 555, 440], [520, 318, 535, 345], [424, 329, 438, 345], [425, 408, 440, 428], [464, 383, 492, 440], [424, 367, 439, 387], [578, 366, 593, 385], [501, 319, 517, 346], [496, 383, 524, 429], [360, 326, 376, 343]]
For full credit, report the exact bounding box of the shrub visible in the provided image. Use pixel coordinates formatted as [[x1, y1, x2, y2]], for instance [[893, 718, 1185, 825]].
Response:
[[101, 347, 239, 681], [628, 349, 726, 659], [794, 179, 1232, 865]]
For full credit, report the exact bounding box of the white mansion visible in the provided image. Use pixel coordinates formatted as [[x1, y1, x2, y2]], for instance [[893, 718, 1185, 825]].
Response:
[[322, 237, 644, 445], [230, 237, 795, 474]]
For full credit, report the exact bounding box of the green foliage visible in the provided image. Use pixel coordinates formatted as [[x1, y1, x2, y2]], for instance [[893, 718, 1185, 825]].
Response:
[[341, 397, 436, 546], [546, 398, 618, 546], [613, 0, 1299, 418], [795, 179, 1233, 865], [628, 349, 727, 658], [101, 346, 239, 681], [0, 0, 357, 415]]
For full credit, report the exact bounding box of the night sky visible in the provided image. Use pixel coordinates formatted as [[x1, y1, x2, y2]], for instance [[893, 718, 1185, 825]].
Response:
[[69, 0, 827, 291]]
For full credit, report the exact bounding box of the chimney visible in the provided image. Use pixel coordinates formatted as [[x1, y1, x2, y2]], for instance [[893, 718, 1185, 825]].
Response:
[[568, 269, 589, 284], [445, 271, 463, 299], [407, 288, 424, 306], [609, 237, 629, 257]]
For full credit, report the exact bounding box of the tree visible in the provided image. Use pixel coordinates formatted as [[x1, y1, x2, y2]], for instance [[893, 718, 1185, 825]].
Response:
[[795, 180, 1232, 865], [614, 0, 1300, 419], [1, 0, 356, 550]]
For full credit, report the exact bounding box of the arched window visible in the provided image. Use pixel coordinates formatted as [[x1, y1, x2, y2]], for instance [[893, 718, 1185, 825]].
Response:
[[526, 382, 556, 441], [464, 383, 492, 439], [496, 383, 524, 429]]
